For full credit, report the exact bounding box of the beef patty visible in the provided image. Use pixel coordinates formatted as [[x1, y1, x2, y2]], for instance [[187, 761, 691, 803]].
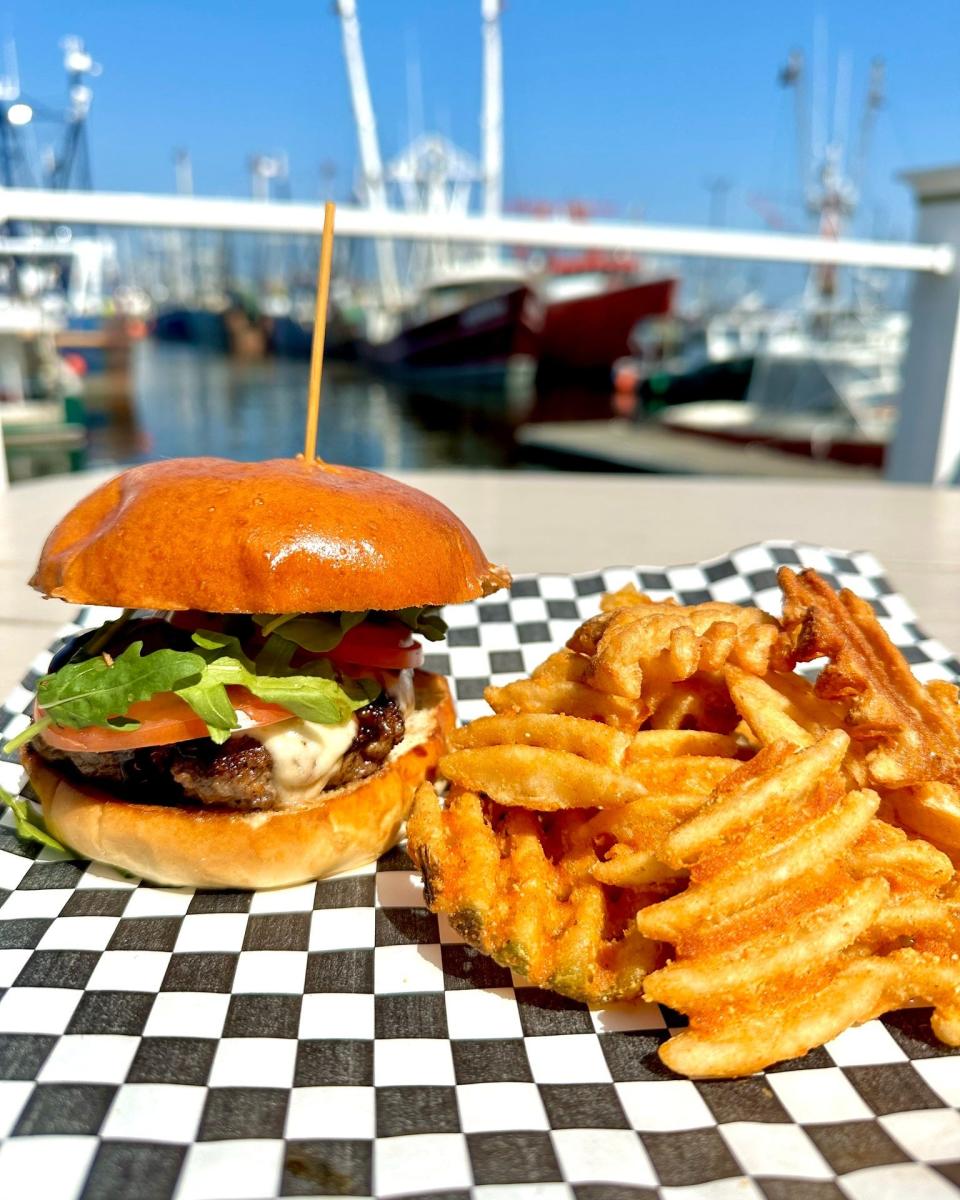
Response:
[[34, 695, 406, 812]]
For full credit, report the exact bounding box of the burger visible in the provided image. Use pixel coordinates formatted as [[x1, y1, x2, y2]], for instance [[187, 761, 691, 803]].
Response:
[[10, 456, 509, 888]]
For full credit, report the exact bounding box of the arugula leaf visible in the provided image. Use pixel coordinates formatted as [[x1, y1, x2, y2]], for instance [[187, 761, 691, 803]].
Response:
[[3, 718, 52, 755], [250, 670, 366, 723], [176, 677, 237, 744], [254, 607, 448, 650], [254, 634, 296, 676], [210, 646, 365, 721], [36, 641, 205, 730], [8, 616, 386, 754], [394, 606, 448, 642], [0, 785, 76, 855], [191, 629, 256, 672], [340, 673, 382, 705], [254, 612, 366, 653], [175, 631, 369, 738], [280, 651, 375, 703]]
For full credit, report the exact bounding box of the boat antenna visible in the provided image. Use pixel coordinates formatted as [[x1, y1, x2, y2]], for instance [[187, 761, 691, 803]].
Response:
[[49, 35, 100, 190], [335, 0, 400, 307], [0, 38, 34, 190], [481, 0, 504, 262], [303, 201, 336, 465], [777, 49, 809, 204], [854, 57, 885, 196]]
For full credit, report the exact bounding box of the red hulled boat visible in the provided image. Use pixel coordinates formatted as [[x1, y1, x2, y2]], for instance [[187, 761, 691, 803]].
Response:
[[539, 272, 677, 372]]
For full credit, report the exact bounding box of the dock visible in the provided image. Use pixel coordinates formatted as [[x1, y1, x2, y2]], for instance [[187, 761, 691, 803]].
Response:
[[516, 419, 877, 479]]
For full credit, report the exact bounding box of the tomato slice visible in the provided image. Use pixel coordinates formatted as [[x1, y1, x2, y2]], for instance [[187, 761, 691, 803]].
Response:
[[326, 620, 425, 671], [39, 687, 292, 753]]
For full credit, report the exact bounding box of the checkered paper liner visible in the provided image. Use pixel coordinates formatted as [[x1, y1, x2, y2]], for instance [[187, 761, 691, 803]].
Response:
[[0, 541, 958, 1200]]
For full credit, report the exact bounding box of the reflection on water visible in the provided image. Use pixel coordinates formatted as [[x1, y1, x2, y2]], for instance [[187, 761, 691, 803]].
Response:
[[89, 341, 538, 469]]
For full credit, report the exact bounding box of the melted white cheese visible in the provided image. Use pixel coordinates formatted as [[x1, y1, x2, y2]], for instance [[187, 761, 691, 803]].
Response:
[[244, 670, 422, 808], [249, 715, 358, 799]]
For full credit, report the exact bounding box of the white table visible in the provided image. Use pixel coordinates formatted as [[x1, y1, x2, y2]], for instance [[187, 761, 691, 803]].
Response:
[[2, 469, 959, 697]]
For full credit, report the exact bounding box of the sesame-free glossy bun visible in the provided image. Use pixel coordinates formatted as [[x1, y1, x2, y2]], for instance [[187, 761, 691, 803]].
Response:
[[23, 674, 455, 889], [30, 457, 510, 612]]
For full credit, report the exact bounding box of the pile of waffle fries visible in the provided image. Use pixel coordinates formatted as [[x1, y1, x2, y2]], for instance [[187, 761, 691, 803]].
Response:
[[407, 568, 960, 1078]]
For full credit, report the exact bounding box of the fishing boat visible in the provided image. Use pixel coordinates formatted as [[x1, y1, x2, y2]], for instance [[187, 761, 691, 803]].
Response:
[[0, 305, 87, 481], [268, 297, 361, 361], [341, 1, 667, 390], [654, 335, 900, 467], [538, 268, 676, 375], [357, 264, 540, 392]]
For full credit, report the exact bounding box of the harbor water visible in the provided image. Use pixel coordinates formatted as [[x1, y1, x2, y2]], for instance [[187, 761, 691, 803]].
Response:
[[86, 339, 610, 471]]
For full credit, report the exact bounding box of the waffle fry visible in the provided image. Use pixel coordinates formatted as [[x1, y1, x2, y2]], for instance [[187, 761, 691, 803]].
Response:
[[599, 583, 660, 612], [644, 671, 740, 734], [777, 566, 960, 855], [441, 711, 740, 812], [725, 665, 846, 749], [726, 664, 869, 786], [407, 783, 661, 1004], [449, 712, 630, 765], [590, 845, 683, 888], [486, 649, 648, 730], [408, 569, 960, 1075], [438, 744, 650, 810], [568, 601, 778, 701], [661, 732, 847, 867], [626, 729, 741, 759], [891, 783, 960, 860], [846, 816, 954, 894], [638, 733, 960, 1077], [778, 567, 960, 789]]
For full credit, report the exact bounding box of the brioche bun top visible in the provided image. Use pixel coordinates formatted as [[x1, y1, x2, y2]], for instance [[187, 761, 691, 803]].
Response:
[[31, 456, 510, 612]]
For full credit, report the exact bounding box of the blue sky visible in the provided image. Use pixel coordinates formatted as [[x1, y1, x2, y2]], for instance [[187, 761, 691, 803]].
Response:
[[6, 0, 959, 241]]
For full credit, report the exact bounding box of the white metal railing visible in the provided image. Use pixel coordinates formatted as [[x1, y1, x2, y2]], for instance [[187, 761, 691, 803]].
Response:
[[0, 187, 952, 275], [0, 182, 958, 485]]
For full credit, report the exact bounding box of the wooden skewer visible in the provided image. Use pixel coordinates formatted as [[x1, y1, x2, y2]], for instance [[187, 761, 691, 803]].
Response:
[[303, 200, 336, 463]]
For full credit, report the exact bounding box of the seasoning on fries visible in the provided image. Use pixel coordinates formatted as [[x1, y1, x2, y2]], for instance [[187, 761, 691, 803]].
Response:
[[406, 566, 960, 1077]]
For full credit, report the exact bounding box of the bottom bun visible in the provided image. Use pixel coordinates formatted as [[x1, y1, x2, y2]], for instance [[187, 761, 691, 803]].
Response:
[[23, 672, 455, 889]]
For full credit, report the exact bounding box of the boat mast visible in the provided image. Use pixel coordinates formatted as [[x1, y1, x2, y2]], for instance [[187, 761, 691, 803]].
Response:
[[49, 36, 99, 190], [172, 148, 195, 303], [481, 0, 503, 260], [0, 40, 34, 192], [780, 40, 863, 307], [335, 0, 400, 307], [778, 50, 809, 206], [854, 58, 885, 199]]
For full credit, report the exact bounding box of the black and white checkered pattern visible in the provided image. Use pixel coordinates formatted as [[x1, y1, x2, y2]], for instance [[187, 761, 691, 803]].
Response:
[[0, 542, 958, 1200]]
